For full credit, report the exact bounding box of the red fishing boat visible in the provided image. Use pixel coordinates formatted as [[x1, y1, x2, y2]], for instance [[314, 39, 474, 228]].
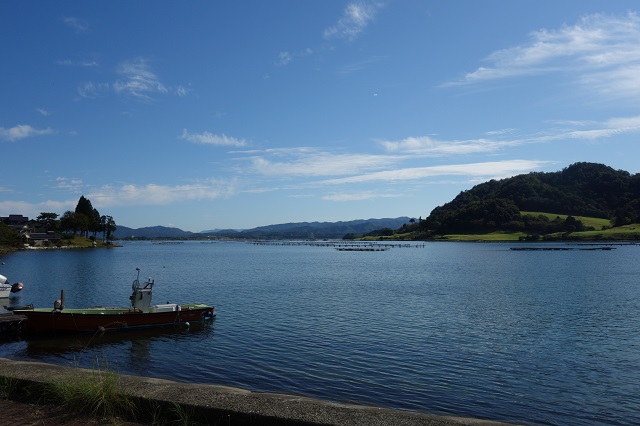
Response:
[[15, 268, 215, 333]]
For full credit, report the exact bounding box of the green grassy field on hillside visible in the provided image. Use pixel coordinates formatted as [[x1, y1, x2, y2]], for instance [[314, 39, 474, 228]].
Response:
[[570, 224, 640, 239], [356, 212, 638, 242], [437, 232, 525, 241], [520, 211, 611, 229]]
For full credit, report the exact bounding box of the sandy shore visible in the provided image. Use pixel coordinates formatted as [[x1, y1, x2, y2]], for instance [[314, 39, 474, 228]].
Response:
[[0, 357, 515, 425]]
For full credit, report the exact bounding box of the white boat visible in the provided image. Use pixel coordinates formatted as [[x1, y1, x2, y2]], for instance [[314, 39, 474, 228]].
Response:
[[0, 274, 23, 298]]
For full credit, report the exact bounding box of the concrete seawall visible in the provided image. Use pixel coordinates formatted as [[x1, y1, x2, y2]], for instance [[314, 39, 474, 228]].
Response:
[[0, 358, 514, 425]]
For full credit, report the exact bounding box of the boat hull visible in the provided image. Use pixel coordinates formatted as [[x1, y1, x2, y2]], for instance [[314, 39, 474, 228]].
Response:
[[15, 304, 215, 333], [0, 282, 24, 298]]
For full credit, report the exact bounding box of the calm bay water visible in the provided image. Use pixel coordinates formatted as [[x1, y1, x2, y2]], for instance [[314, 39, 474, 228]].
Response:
[[1, 241, 639, 425]]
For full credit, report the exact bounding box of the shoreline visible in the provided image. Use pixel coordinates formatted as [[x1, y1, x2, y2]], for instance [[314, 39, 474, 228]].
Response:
[[0, 357, 513, 425]]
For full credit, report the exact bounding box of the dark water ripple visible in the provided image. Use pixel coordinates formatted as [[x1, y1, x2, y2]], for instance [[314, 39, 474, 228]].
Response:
[[1, 241, 639, 425]]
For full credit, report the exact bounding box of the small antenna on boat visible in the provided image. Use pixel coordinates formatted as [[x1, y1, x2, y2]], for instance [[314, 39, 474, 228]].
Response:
[[54, 289, 64, 311], [131, 267, 141, 308]]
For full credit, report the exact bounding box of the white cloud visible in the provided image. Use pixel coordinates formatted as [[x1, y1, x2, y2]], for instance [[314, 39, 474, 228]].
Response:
[[36, 108, 50, 116], [0, 200, 76, 220], [448, 12, 640, 99], [88, 179, 237, 208], [322, 160, 550, 185], [0, 125, 52, 142], [181, 129, 247, 147], [324, 1, 381, 41], [1, 180, 238, 216]]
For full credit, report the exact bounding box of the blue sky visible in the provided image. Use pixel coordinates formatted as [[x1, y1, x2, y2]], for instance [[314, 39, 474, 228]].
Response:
[[2, 1, 640, 232]]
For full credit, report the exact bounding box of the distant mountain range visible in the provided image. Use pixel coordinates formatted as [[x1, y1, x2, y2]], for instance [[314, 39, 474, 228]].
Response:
[[113, 217, 411, 240]]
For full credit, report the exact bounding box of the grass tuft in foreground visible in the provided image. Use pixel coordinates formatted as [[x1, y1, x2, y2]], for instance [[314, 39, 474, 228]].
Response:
[[1, 357, 211, 425], [0, 374, 19, 398], [37, 362, 136, 420]]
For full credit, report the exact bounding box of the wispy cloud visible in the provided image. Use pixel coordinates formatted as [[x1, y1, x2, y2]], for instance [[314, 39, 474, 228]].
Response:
[[337, 55, 386, 75], [113, 58, 168, 100], [275, 1, 378, 68], [579, 64, 640, 100], [276, 51, 292, 66], [447, 12, 640, 99], [247, 149, 400, 177], [381, 113, 640, 155], [175, 85, 190, 97], [322, 191, 400, 202], [36, 108, 50, 116], [57, 59, 98, 67], [55, 177, 83, 192], [486, 128, 516, 136], [63, 16, 88, 33], [181, 129, 247, 147], [324, 1, 381, 41], [76, 58, 186, 101], [77, 81, 110, 99], [273, 48, 313, 67], [322, 160, 551, 185], [380, 135, 518, 155], [243, 112, 639, 184], [0, 125, 52, 142], [535, 114, 640, 142]]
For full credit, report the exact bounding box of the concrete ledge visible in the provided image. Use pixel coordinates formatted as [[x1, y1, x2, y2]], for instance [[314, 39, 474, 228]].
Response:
[[0, 358, 513, 425]]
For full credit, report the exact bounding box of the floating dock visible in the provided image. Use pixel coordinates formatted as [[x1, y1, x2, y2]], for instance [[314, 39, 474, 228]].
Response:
[[510, 247, 615, 251], [336, 247, 389, 252], [252, 241, 423, 249]]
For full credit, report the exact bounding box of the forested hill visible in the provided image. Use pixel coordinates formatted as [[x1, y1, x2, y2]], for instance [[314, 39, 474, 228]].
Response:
[[416, 162, 640, 235]]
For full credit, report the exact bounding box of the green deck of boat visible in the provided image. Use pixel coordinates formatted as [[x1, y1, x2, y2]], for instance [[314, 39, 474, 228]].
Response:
[[22, 303, 211, 315]]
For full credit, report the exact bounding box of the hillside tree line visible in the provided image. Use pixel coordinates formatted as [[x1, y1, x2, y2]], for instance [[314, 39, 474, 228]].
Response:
[[0, 196, 116, 248], [392, 162, 640, 238]]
